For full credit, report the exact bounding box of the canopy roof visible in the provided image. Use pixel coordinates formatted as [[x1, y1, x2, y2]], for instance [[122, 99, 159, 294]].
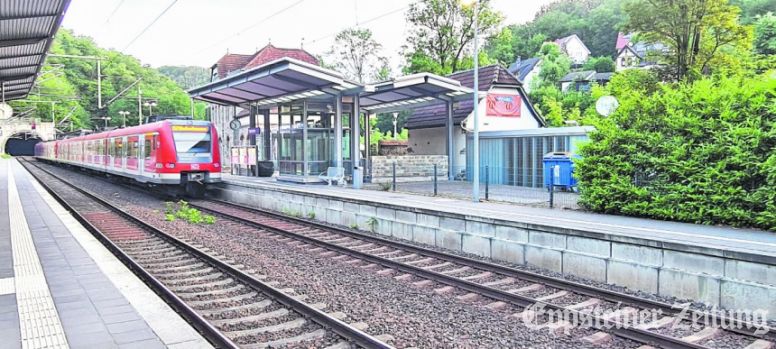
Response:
[[189, 58, 361, 107], [0, 0, 70, 101], [189, 58, 475, 113], [359, 73, 473, 113]]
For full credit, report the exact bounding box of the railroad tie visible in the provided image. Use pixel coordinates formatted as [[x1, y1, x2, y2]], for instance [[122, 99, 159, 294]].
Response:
[[244, 329, 327, 349], [507, 283, 544, 294], [681, 327, 721, 343], [634, 316, 676, 330], [745, 340, 775, 349], [536, 290, 570, 302], [481, 277, 516, 287], [566, 298, 601, 311], [225, 318, 307, 337], [210, 308, 289, 326], [581, 331, 612, 345]]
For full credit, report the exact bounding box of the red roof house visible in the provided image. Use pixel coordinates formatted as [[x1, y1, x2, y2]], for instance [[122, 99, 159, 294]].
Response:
[[211, 44, 319, 80]]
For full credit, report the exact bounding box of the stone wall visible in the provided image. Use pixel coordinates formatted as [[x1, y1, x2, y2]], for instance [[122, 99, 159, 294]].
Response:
[[212, 181, 776, 319], [371, 155, 448, 181], [377, 140, 408, 155]]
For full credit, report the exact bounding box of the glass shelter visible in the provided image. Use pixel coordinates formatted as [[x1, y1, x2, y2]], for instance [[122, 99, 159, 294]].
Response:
[[189, 58, 473, 186]]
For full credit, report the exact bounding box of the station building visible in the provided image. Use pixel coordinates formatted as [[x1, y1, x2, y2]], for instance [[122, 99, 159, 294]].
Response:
[[191, 54, 592, 187]]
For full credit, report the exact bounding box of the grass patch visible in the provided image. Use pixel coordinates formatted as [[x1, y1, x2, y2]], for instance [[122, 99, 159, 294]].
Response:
[[163, 200, 216, 225]]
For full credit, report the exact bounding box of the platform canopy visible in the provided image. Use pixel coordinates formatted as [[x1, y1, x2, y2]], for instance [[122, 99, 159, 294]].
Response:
[[188, 58, 362, 106], [0, 0, 70, 101], [360, 73, 474, 114]]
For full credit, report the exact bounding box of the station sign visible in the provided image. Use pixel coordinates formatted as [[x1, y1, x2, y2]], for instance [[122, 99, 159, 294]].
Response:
[[248, 127, 260, 136]]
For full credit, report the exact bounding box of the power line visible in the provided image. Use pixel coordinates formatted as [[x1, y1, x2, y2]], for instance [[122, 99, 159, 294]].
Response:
[[122, 0, 179, 52], [103, 0, 125, 25], [309, 5, 408, 44], [192, 0, 307, 55]]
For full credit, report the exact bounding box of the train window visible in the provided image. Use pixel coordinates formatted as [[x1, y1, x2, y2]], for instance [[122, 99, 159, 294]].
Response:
[[144, 136, 152, 159], [172, 127, 211, 163]]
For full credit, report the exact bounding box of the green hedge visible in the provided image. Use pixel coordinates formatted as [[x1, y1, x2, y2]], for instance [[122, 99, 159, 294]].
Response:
[[576, 72, 776, 230]]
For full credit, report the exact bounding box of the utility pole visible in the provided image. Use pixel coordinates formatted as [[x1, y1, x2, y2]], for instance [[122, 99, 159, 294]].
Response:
[[138, 86, 143, 125], [48, 54, 103, 110], [97, 59, 102, 109]]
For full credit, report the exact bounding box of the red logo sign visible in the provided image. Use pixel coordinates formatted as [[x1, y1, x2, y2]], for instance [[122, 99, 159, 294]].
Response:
[[486, 94, 521, 117]]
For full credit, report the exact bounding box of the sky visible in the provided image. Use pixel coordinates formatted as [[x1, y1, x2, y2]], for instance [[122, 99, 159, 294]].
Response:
[[60, 0, 554, 69]]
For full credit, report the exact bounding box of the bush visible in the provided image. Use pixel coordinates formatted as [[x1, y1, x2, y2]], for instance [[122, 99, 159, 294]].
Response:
[[576, 73, 776, 230]]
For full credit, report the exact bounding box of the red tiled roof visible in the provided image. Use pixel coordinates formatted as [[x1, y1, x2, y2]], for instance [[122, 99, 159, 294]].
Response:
[[616, 32, 630, 51], [213, 44, 319, 79], [244, 44, 318, 69]]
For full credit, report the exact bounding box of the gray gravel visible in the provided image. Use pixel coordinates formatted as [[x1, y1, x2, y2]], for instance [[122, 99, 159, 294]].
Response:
[[34, 161, 644, 348]]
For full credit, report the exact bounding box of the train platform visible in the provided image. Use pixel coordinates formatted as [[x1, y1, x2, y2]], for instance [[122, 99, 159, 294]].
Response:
[[0, 158, 212, 349], [221, 174, 776, 258], [216, 174, 776, 317]]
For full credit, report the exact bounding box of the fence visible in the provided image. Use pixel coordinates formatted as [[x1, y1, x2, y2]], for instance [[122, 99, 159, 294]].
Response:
[[364, 164, 581, 210]]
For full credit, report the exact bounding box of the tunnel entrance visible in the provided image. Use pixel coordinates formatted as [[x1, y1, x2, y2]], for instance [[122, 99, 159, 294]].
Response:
[[4, 133, 41, 156]]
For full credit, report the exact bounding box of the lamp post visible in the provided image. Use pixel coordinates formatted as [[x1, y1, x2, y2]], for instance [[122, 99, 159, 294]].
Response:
[[118, 111, 129, 128], [143, 101, 157, 123], [392, 112, 398, 139], [464, 0, 480, 202]]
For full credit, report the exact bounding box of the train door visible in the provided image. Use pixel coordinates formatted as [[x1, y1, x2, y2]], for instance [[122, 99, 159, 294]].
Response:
[[127, 135, 139, 174], [113, 137, 123, 170], [144, 133, 157, 175], [108, 138, 115, 171]]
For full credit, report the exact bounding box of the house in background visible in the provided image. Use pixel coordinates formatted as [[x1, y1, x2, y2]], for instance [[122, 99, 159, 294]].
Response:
[[553, 34, 591, 65], [559, 70, 613, 92], [614, 32, 667, 71], [507, 57, 541, 92], [405, 65, 546, 176], [205, 44, 319, 168]]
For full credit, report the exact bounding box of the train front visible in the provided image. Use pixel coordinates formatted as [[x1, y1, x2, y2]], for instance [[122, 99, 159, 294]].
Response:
[[168, 120, 222, 196]]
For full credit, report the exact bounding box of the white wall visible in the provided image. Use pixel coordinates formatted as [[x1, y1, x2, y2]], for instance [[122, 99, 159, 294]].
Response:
[[464, 87, 541, 132], [616, 48, 640, 72], [521, 63, 540, 93], [563, 38, 590, 65], [407, 126, 467, 172]]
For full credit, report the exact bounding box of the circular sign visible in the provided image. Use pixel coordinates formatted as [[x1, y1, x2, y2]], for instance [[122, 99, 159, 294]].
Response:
[[0, 103, 12, 120], [229, 119, 241, 130], [595, 96, 619, 117]]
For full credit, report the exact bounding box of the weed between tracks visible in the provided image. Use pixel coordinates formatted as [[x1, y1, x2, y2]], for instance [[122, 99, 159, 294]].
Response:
[[164, 200, 216, 225]]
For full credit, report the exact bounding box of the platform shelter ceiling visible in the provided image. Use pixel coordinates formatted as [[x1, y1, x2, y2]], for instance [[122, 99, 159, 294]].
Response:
[[0, 0, 70, 101]]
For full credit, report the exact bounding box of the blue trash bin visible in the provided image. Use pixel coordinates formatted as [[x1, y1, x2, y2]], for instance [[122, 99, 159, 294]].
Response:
[[543, 152, 578, 190]]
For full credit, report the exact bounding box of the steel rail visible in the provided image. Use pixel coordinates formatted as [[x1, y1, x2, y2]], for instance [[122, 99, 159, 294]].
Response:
[[204, 198, 774, 341], [20, 158, 393, 349], [190, 199, 714, 349]]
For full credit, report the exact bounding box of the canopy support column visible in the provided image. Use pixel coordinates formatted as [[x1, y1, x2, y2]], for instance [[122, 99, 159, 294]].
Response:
[[335, 93, 343, 170], [262, 109, 271, 160], [365, 112, 372, 180], [351, 95, 361, 188], [447, 99, 454, 180], [302, 100, 308, 177], [249, 105, 257, 146]]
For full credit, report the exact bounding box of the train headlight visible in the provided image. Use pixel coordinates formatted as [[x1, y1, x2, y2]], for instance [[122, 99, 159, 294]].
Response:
[[155, 163, 163, 169], [214, 163, 220, 168], [165, 163, 176, 169]]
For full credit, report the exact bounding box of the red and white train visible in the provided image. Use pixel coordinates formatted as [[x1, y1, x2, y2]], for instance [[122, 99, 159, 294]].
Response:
[[35, 119, 222, 196]]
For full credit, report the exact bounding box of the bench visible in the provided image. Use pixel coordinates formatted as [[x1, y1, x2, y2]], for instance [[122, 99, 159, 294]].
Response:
[[319, 167, 345, 186]]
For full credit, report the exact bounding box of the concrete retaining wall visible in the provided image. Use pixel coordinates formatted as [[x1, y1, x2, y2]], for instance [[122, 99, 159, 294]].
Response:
[[371, 155, 447, 180], [212, 182, 776, 319]]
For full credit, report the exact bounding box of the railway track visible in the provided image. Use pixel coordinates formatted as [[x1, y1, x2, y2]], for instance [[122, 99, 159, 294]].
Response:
[[187, 198, 774, 349], [20, 158, 393, 349]]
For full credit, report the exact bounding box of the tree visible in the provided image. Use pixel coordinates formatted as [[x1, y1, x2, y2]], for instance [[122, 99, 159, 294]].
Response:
[[730, 0, 776, 23], [158, 66, 210, 89], [575, 72, 776, 230], [10, 29, 206, 131], [403, 0, 503, 74], [754, 12, 776, 55], [328, 28, 387, 83], [583, 56, 615, 72], [624, 0, 752, 80], [484, 27, 515, 65]]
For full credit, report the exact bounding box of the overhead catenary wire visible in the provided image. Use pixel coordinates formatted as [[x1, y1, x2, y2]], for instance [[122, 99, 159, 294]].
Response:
[[122, 0, 179, 52], [103, 0, 125, 25], [192, 0, 307, 55], [309, 5, 408, 44]]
